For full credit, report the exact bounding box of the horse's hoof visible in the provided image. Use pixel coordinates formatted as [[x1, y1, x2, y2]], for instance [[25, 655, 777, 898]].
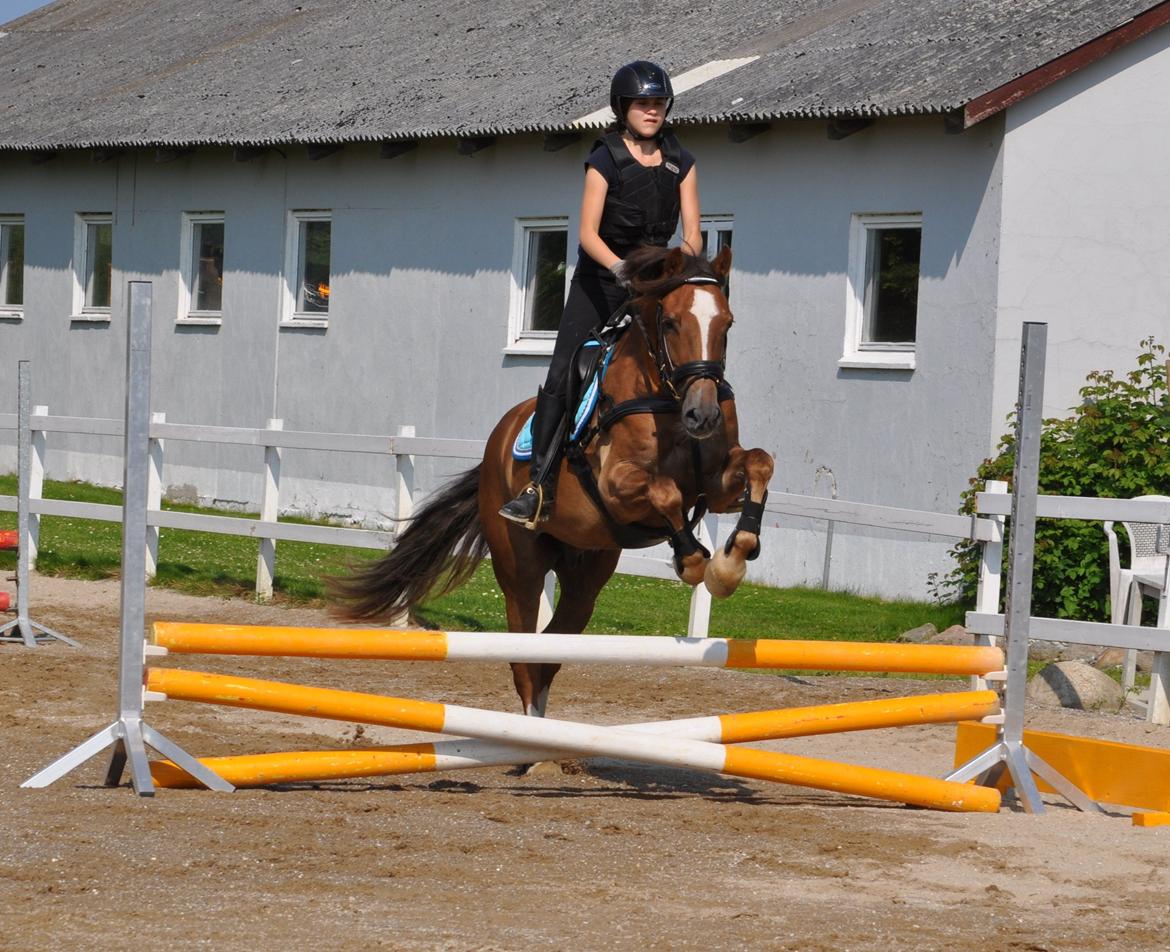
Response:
[[677, 558, 708, 587], [704, 552, 746, 599], [521, 760, 565, 777]]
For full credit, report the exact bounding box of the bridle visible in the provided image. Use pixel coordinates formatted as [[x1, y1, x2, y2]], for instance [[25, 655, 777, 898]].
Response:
[[569, 271, 736, 559], [638, 276, 728, 400]]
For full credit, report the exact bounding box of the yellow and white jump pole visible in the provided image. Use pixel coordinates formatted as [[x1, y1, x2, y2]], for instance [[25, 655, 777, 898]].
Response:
[[145, 668, 1001, 812], [151, 689, 1000, 788], [151, 623, 1004, 676]]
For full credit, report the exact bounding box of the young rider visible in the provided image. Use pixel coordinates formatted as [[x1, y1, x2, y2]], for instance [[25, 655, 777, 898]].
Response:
[[499, 59, 702, 528]]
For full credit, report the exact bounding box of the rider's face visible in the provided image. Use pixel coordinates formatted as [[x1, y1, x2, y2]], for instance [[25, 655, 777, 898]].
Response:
[[625, 97, 667, 137]]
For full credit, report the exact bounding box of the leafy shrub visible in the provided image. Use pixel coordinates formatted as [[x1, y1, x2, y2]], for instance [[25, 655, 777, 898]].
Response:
[[940, 337, 1168, 619]]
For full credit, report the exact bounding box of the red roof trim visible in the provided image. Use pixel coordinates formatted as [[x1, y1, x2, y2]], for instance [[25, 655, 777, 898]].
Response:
[[964, 1, 1170, 127]]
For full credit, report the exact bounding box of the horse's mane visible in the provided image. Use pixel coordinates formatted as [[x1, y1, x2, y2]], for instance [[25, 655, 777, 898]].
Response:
[[623, 245, 721, 301]]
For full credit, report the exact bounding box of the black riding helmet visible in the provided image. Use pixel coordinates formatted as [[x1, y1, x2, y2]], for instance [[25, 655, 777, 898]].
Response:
[[609, 60, 674, 126]]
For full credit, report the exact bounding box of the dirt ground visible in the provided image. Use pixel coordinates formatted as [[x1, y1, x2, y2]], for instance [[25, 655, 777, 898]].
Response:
[[3, 576, 1170, 951]]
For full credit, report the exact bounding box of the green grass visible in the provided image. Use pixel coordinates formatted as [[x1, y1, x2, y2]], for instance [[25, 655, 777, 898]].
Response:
[[2, 474, 965, 650]]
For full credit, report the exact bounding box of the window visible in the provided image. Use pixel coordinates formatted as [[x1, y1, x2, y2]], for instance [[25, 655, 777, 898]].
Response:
[[506, 218, 568, 354], [73, 213, 113, 320], [841, 213, 922, 370], [0, 215, 24, 315], [700, 216, 732, 258], [179, 213, 225, 323], [700, 215, 733, 298], [283, 210, 332, 325]]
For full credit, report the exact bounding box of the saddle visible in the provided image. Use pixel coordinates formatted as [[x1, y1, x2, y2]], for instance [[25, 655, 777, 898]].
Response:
[[511, 323, 624, 461]]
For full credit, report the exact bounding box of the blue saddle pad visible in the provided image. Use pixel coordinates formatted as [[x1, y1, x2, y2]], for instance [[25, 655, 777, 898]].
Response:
[[513, 342, 611, 460]]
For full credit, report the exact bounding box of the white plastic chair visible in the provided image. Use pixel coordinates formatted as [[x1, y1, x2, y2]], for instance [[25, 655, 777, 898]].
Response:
[[1103, 494, 1170, 691]]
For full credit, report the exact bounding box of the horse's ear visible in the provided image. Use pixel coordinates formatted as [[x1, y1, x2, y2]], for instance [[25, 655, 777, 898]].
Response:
[[711, 245, 732, 282], [662, 247, 687, 278]]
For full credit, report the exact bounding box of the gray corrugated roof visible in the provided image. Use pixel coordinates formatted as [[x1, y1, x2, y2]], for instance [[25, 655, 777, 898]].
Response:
[[0, 0, 1166, 150]]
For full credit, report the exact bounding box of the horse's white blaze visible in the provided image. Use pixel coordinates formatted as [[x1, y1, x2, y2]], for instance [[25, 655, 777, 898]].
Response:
[[691, 287, 721, 360]]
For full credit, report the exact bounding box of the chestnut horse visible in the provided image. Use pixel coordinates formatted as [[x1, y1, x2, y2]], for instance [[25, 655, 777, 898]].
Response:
[[333, 246, 774, 717]]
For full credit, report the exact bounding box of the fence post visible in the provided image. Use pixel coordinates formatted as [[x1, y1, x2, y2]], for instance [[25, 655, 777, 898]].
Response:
[[27, 404, 46, 569], [537, 572, 556, 632], [255, 418, 283, 601], [970, 479, 1007, 690], [687, 512, 719, 637], [1145, 528, 1170, 725], [394, 424, 415, 524], [383, 424, 415, 628], [145, 411, 165, 579], [814, 466, 838, 590]]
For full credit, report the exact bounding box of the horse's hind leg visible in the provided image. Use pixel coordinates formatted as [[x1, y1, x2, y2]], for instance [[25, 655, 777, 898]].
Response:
[[525, 547, 621, 717], [483, 520, 559, 715]]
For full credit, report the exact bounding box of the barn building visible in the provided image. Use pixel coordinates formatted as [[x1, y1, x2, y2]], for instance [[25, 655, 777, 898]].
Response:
[[1, 0, 1168, 598]]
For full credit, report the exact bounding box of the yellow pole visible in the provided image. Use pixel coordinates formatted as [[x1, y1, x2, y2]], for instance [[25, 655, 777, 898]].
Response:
[[152, 622, 1004, 676], [150, 691, 999, 788], [147, 668, 1000, 812], [151, 747, 439, 788], [716, 690, 1000, 743]]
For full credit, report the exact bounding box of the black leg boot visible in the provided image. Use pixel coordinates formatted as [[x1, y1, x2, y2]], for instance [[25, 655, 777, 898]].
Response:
[[499, 388, 567, 529]]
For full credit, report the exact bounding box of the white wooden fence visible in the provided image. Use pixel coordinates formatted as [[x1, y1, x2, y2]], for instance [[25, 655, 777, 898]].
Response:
[[965, 491, 1170, 723], [2, 407, 998, 638], [5, 410, 1167, 717]]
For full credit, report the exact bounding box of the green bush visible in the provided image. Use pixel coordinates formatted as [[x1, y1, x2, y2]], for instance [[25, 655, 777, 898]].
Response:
[[940, 337, 1168, 619]]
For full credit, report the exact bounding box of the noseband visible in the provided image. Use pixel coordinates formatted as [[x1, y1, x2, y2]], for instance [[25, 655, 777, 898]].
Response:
[[646, 276, 727, 399]]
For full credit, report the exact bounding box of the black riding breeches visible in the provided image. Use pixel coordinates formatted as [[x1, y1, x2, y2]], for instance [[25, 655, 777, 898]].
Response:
[[542, 269, 629, 400]]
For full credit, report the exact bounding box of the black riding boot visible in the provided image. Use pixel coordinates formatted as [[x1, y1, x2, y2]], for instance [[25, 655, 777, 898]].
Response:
[[499, 388, 567, 529]]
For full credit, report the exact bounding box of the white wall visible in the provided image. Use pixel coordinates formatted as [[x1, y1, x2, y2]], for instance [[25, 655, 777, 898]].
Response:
[[0, 116, 1005, 598], [996, 25, 1170, 429]]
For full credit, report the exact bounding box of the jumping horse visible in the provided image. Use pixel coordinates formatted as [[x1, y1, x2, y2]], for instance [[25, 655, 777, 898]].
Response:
[[332, 245, 775, 717]]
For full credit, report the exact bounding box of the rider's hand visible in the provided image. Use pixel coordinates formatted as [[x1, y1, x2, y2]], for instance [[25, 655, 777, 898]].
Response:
[[609, 260, 633, 289]]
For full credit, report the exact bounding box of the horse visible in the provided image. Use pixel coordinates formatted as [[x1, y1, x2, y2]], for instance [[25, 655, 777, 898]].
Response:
[[332, 245, 774, 718]]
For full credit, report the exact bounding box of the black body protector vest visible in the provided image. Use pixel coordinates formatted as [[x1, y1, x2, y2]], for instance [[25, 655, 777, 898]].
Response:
[[596, 131, 684, 259]]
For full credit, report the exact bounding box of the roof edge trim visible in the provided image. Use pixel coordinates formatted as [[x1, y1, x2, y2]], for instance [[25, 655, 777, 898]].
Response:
[[963, 0, 1170, 127]]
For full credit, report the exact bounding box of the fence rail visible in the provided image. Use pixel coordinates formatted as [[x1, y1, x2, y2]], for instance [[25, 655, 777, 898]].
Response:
[[3, 409, 995, 636]]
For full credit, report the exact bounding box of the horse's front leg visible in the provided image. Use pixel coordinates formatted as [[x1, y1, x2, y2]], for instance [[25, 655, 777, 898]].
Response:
[[643, 474, 710, 586], [704, 446, 774, 598]]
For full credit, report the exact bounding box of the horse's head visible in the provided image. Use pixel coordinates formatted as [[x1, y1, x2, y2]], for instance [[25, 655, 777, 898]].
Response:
[[628, 245, 733, 440]]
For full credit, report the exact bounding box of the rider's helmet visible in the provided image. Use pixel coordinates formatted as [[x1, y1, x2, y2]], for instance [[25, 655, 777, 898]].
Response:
[[609, 61, 674, 125]]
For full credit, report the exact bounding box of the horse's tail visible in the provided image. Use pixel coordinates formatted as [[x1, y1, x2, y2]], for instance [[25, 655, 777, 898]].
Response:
[[329, 464, 486, 621]]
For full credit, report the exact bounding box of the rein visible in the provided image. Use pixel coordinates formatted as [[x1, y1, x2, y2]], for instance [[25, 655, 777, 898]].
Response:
[[598, 276, 732, 431], [643, 276, 727, 401], [565, 273, 732, 558]]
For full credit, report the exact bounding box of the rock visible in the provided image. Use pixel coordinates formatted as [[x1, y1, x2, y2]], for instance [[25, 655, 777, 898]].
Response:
[[898, 623, 938, 644], [927, 625, 972, 647], [1091, 648, 1156, 672], [1026, 661, 1126, 712], [1027, 641, 1065, 663], [1056, 644, 1101, 663], [1091, 648, 1128, 670]]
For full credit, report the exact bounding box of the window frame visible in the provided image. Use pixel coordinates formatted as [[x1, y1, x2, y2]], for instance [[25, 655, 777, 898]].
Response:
[[699, 214, 733, 258], [177, 211, 226, 326], [505, 216, 569, 356], [281, 209, 332, 328], [840, 212, 922, 371], [0, 214, 25, 320], [72, 212, 114, 323]]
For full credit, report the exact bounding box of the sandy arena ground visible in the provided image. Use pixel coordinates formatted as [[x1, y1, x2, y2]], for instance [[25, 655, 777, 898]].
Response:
[[3, 575, 1170, 951]]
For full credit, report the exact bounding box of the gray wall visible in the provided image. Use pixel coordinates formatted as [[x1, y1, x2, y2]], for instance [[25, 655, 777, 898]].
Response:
[[996, 26, 1170, 428], [0, 116, 1006, 598], [701, 116, 1004, 598]]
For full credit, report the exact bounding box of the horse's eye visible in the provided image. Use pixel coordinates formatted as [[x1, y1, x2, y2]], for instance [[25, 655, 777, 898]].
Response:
[[662, 318, 678, 332]]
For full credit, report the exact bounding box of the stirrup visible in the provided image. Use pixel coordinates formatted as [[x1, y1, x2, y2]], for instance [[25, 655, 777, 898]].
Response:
[[498, 484, 553, 530]]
